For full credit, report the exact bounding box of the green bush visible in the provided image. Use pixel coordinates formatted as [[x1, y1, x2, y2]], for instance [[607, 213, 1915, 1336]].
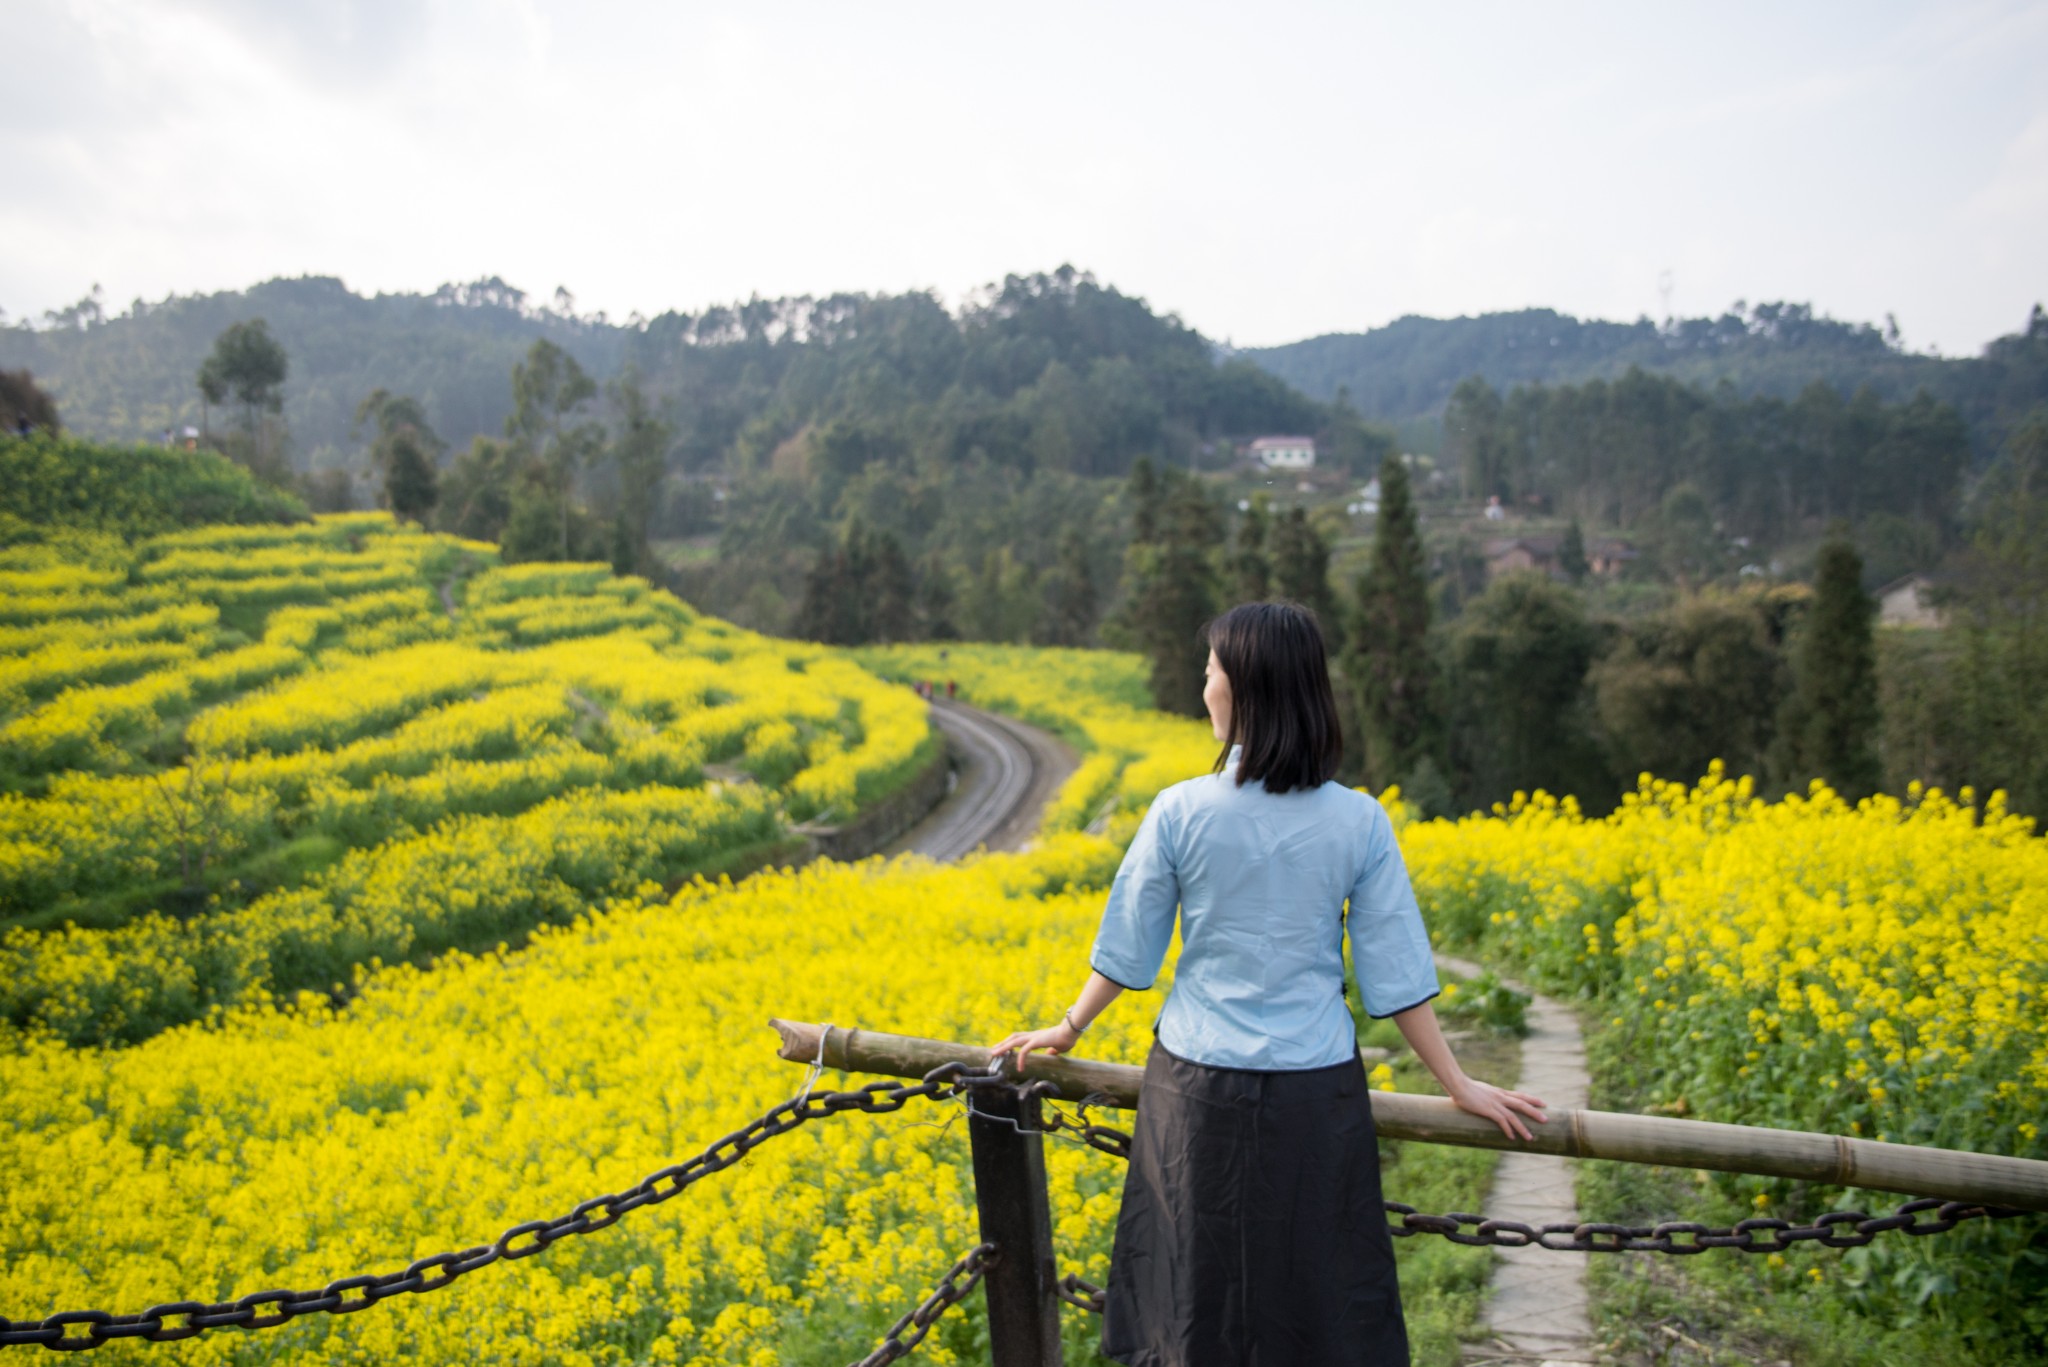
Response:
[[0, 432, 306, 541]]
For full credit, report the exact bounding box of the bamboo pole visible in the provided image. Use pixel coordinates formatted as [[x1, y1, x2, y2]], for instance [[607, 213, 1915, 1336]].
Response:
[[769, 1018, 2048, 1214]]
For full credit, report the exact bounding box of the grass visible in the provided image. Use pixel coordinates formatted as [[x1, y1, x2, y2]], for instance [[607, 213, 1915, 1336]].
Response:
[[1574, 1020, 2035, 1367]]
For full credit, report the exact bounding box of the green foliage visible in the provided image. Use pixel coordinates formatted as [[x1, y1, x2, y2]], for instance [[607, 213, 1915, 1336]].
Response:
[[1779, 530, 1882, 798], [1347, 455, 1440, 790], [1114, 459, 1223, 715], [1434, 369, 1971, 554], [1556, 517, 1589, 583], [1037, 527, 1100, 647], [1435, 968, 1531, 1037], [354, 388, 443, 526], [0, 432, 307, 541], [1269, 506, 1340, 645], [1589, 589, 1792, 784], [1444, 573, 1610, 810], [197, 318, 291, 481], [796, 523, 917, 646], [1879, 407, 2048, 815]]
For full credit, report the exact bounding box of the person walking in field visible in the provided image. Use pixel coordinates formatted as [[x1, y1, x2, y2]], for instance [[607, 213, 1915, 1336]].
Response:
[[991, 601, 1546, 1366]]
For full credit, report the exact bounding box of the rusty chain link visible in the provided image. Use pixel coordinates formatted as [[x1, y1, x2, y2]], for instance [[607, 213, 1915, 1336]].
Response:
[[0, 1063, 995, 1354], [1032, 1105, 2032, 1286], [846, 1243, 998, 1367], [1382, 1196, 2029, 1253]]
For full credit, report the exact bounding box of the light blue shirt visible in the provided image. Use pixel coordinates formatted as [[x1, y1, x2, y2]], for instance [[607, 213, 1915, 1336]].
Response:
[[1088, 744, 1440, 1071]]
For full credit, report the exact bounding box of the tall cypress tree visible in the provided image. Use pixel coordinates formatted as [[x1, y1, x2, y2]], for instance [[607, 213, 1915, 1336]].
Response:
[[1779, 529, 1882, 798], [1558, 517, 1590, 583], [1270, 506, 1341, 648], [1346, 454, 1440, 789]]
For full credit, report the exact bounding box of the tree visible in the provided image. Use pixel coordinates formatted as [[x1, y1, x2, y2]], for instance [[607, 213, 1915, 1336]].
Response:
[[1776, 527, 1881, 798], [354, 388, 443, 526], [1118, 468, 1222, 714], [0, 370, 60, 435], [606, 367, 672, 574], [197, 319, 289, 477], [1558, 518, 1590, 583], [1444, 375, 1505, 501], [1346, 454, 1440, 790], [1039, 526, 1100, 646], [506, 338, 601, 559], [1269, 506, 1341, 648], [1589, 590, 1790, 783], [868, 528, 916, 643], [1928, 408, 2048, 815], [914, 551, 959, 641], [1230, 495, 1272, 602], [1446, 573, 1609, 809], [438, 436, 516, 542]]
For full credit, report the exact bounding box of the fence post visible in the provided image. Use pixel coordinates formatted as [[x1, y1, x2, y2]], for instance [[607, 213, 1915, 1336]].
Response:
[[967, 1083, 1064, 1367]]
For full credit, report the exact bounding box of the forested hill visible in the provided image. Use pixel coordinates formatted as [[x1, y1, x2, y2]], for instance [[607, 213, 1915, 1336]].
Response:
[[2, 269, 1321, 471], [0, 276, 621, 461], [1242, 302, 2048, 454]]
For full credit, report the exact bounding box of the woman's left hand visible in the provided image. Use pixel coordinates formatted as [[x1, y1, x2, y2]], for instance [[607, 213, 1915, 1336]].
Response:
[[1447, 1078, 1549, 1141], [987, 1021, 1080, 1069]]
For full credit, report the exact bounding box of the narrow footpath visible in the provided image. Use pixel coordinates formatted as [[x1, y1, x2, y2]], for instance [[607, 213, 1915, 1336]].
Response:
[[1437, 953, 1598, 1365]]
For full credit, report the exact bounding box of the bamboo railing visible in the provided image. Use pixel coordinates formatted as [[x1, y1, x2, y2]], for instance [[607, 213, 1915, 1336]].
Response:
[[770, 1018, 2048, 1214]]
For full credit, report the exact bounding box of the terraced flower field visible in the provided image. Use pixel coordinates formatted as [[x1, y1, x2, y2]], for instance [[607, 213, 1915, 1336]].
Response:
[[0, 517, 935, 1046]]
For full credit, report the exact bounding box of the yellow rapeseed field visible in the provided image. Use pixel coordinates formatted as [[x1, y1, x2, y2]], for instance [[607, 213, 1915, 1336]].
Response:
[[5, 524, 2041, 1362]]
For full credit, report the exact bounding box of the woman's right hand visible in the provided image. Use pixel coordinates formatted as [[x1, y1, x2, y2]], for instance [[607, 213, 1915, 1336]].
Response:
[[987, 1020, 1080, 1069]]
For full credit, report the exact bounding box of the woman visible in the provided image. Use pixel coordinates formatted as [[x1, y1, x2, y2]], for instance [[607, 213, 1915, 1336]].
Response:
[[990, 601, 1546, 1366]]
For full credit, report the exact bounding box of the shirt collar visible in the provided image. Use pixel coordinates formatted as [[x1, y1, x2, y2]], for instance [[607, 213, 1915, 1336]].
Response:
[[1225, 742, 1244, 768]]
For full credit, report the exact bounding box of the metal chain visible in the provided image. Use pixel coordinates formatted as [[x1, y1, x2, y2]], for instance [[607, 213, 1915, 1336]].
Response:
[[0, 1063, 986, 1353], [1056, 1274, 1108, 1314], [1050, 1201, 2030, 1321], [846, 1243, 999, 1367], [1382, 1196, 2029, 1253], [1035, 1110, 2033, 1260]]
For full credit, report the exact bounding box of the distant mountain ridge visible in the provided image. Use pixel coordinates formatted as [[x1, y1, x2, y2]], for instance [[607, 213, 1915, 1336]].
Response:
[[1240, 302, 2046, 457], [6, 275, 2042, 468]]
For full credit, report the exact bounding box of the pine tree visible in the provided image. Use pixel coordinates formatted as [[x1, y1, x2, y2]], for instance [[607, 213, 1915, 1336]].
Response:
[[915, 552, 959, 641], [869, 531, 915, 643], [1119, 469, 1221, 715], [1346, 455, 1440, 789], [1780, 528, 1882, 798], [1270, 506, 1342, 648], [1040, 526, 1100, 646], [1231, 495, 1272, 602], [1558, 518, 1590, 583]]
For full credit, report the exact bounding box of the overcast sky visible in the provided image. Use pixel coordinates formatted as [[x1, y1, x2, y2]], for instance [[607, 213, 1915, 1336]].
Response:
[[5, 0, 2045, 354]]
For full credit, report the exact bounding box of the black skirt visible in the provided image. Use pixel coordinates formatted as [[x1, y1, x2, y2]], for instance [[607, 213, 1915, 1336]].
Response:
[[1100, 1039, 1409, 1367]]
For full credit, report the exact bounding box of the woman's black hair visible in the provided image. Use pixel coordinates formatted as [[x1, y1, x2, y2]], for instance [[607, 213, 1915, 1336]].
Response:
[[1205, 600, 1343, 793]]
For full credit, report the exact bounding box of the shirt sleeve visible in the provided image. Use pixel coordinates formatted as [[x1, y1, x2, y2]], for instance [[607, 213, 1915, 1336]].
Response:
[[1346, 802, 1440, 1018], [1088, 794, 1180, 991]]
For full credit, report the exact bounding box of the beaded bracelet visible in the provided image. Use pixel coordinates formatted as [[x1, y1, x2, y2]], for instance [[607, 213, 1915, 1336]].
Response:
[[1063, 1008, 1086, 1036]]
